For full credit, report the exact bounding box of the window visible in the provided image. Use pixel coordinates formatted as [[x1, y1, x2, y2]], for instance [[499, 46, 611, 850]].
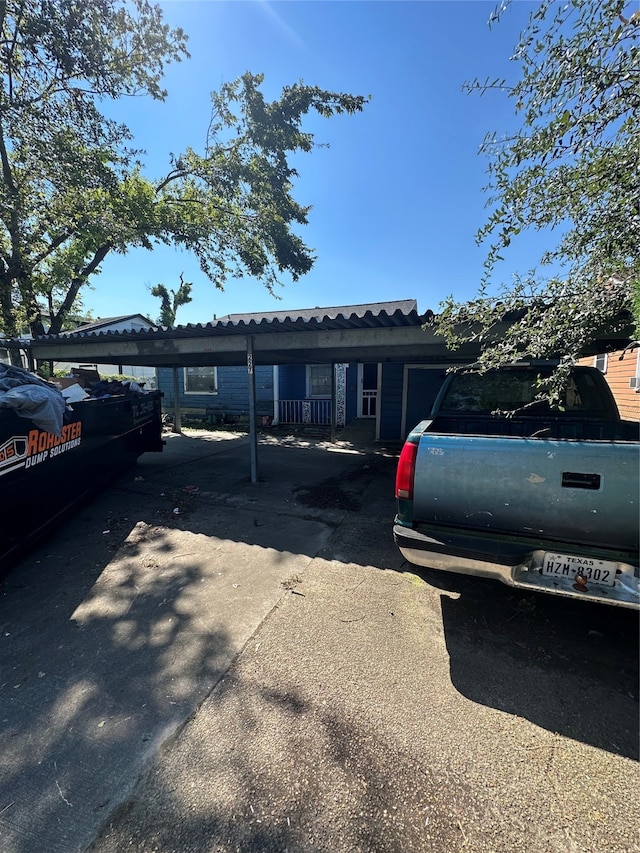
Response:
[[184, 366, 218, 394], [307, 364, 332, 397], [594, 353, 608, 373], [438, 368, 611, 416]]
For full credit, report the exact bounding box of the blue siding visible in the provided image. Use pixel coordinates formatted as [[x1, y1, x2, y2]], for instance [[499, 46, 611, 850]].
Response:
[[345, 364, 358, 422], [157, 366, 274, 417], [379, 363, 404, 440], [279, 364, 306, 399], [404, 367, 448, 432], [158, 360, 420, 437], [156, 368, 174, 403]]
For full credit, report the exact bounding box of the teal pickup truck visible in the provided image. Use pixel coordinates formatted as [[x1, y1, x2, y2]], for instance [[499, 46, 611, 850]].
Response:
[[393, 365, 639, 609]]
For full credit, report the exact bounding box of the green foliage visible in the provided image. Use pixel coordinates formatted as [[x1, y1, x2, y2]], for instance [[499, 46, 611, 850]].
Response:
[[150, 273, 193, 326], [633, 278, 640, 337], [151, 73, 368, 294], [0, 0, 188, 344], [0, 1, 367, 352], [99, 373, 141, 384], [433, 0, 640, 374]]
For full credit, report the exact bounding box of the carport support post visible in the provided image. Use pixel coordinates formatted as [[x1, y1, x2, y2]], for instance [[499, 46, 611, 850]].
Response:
[[172, 367, 182, 434], [247, 336, 258, 484]]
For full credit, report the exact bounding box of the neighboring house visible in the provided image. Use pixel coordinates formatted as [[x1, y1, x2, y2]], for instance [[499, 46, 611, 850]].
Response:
[[577, 345, 640, 421], [54, 315, 159, 388], [68, 314, 157, 335], [156, 301, 451, 439], [0, 340, 27, 368]]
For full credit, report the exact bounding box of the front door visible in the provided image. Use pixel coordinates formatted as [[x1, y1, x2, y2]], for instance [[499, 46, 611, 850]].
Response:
[[358, 363, 378, 418]]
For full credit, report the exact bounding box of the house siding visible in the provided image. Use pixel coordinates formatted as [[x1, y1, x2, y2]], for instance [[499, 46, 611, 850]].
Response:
[[379, 363, 405, 441], [279, 364, 307, 399], [577, 350, 640, 422], [157, 359, 443, 439], [345, 364, 358, 422], [278, 363, 358, 424], [157, 365, 274, 418]]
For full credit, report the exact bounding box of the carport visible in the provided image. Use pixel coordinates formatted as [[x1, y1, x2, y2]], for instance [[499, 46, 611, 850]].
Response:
[[27, 301, 630, 482]]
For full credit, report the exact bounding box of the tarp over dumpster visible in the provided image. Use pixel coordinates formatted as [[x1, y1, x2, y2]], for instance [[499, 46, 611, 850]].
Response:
[[0, 370, 164, 573]]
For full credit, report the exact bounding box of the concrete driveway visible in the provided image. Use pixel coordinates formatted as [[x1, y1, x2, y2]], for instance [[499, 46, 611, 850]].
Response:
[[0, 428, 638, 853]]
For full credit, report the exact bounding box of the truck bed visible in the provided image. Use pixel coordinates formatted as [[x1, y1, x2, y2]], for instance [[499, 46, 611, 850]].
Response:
[[395, 366, 640, 608]]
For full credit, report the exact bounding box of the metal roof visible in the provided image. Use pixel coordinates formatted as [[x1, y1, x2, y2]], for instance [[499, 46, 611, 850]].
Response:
[[25, 299, 450, 368], [214, 299, 419, 325], [24, 298, 634, 369], [38, 300, 428, 344]]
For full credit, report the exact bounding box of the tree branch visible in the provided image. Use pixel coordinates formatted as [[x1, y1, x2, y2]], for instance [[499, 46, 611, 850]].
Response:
[[49, 243, 112, 334]]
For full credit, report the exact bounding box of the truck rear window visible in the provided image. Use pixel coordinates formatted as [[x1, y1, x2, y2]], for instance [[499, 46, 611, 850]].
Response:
[[437, 369, 611, 417]]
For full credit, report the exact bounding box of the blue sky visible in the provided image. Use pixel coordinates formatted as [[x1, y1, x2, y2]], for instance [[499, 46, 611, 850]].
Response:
[[87, 0, 543, 326]]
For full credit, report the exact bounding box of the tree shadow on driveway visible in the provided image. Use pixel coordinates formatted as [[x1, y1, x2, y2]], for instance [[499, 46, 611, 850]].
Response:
[[0, 520, 235, 853]]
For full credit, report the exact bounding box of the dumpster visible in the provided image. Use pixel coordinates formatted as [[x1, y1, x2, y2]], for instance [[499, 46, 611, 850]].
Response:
[[0, 368, 164, 573]]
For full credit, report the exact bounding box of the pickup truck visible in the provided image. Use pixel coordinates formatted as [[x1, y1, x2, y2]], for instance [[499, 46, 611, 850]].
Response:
[[393, 365, 639, 609]]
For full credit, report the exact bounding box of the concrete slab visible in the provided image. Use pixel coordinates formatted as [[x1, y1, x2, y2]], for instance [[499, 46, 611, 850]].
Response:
[[0, 429, 389, 853], [88, 560, 640, 853], [1, 428, 638, 853]]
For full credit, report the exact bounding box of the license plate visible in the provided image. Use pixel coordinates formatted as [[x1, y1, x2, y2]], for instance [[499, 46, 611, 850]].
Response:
[[542, 552, 617, 588]]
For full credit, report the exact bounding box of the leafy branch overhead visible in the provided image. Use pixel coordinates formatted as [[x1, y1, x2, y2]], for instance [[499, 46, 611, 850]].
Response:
[[151, 273, 193, 327], [433, 0, 639, 372], [0, 0, 369, 346]]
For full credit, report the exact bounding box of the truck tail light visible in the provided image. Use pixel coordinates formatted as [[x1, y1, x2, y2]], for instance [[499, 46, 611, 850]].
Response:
[[396, 440, 418, 501]]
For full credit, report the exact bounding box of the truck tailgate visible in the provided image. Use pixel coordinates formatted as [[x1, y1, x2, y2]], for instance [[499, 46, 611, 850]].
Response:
[[412, 434, 638, 554]]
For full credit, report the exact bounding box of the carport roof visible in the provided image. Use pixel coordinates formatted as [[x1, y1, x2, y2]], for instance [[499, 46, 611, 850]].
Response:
[[25, 297, 633, 369], [42, 299, 427, 342], [28, 299, 452, 368]]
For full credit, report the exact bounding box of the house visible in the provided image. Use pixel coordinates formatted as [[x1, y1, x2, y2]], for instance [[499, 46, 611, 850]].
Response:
[[155, 300, 454, 440], [577, 344, 640, 421], [2, 314, 159, 375], [53, 314, 159, 388], [29, 300, 637, 442], [68, 314, 157, 335]]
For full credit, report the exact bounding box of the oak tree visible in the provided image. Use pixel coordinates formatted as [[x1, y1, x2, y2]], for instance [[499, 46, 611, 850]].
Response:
[[433, 0, 639, 388], [0, 0, 367, 356]]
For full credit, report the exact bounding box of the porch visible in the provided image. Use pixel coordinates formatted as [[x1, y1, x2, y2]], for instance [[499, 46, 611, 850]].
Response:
[[278, 399, 332, 425]]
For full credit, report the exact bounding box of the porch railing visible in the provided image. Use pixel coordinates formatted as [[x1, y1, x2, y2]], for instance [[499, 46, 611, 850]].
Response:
[[278, 399, 331, 425]]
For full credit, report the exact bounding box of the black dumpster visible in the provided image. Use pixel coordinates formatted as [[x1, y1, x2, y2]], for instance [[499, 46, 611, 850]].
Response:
[[0, 389, 164, 572]]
